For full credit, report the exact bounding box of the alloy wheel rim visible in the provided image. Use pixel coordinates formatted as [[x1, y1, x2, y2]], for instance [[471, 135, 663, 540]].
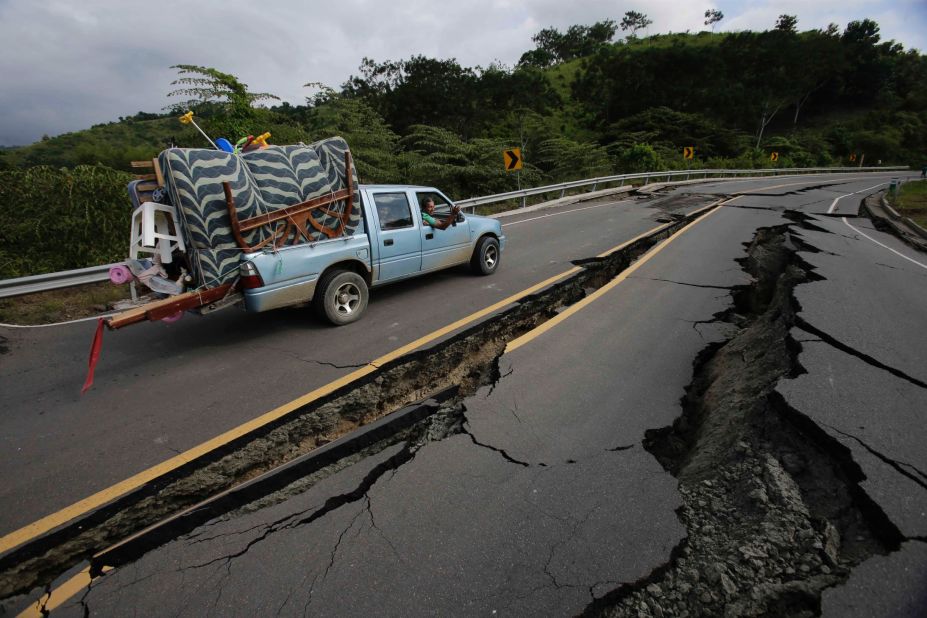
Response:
[[484, 245, 497, 269], [334, 282, 361, 315]]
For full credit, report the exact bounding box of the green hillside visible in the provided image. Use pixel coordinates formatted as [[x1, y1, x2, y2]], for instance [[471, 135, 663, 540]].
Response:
[[0, 113, 175, 171], [3, 21, 924, 174], [1, 17, 925, 277]]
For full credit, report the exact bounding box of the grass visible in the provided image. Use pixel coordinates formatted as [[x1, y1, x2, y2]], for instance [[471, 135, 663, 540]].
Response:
[[0, 282, 130, 325], [893, 179, 927, 229]]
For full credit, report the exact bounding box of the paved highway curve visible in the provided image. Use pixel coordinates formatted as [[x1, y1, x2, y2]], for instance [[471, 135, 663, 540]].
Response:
[[2, 172, 925, 616]]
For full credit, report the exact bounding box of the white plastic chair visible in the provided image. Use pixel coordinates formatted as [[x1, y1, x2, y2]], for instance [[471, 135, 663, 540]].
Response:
[[129, 202, 185, 263]]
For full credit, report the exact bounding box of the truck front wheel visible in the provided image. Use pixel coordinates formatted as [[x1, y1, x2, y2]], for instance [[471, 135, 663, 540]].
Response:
[[470, 236, 500, 275], [314, 269, 369, 325]]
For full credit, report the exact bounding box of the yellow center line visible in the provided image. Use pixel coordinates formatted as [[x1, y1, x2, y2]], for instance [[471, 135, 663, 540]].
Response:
[[0, 223, 675, 557], [506, 204, 723, 353], [16, 566, 112, 618]]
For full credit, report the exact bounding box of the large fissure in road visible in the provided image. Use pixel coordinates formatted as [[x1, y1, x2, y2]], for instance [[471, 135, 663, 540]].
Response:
[[586, 212, 906, 617], [0, 201, 719, 601]]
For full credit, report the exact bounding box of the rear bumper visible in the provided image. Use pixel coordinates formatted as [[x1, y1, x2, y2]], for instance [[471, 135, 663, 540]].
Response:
[[243, 274, 318, 313]]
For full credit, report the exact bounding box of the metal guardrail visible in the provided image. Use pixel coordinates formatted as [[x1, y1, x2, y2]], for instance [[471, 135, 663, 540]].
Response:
[[0, 263, 122, 299], [0, 166, 910, 299], [454, 166, 908, 211]]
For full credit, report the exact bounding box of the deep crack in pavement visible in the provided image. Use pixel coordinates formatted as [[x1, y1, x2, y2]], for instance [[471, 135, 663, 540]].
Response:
[[587, 210, 915, 617]]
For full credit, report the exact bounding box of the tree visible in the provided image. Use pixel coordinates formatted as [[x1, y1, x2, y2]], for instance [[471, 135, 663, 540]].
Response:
[[167, 65, 279, 139], [304, 85, 400, 183], [618, 143, 661, 172], [842, 19, 881, 46], [518, 47, 556, 68], [775, 15, 798, 33], [840, 19, 892, 102], [588, 20, 618, 46], [343, 56, 477, 135], [704, 9, 724, 32], [533, 137, 612, 181], [620, 11, 652, 38], [397, 125, 526, 198], [519, 21, 617, 66], [788, 31, 843, 126], [531, 28, 564, 60]]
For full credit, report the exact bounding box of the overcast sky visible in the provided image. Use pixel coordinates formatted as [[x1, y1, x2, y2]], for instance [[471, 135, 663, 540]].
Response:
[[0, 0, 924, 146]]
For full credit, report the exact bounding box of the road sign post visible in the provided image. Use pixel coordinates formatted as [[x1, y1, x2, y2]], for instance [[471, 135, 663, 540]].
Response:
[[683, 147, 695, 179], [503, 148, 524, 204], [503, 148, 523, 172]]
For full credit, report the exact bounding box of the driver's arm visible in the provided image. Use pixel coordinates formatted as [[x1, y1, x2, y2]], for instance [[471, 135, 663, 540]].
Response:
[[428, 206, 460, 230]]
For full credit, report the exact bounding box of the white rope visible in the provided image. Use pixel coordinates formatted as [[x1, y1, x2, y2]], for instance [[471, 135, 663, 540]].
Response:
[[0, 313, 119, 329]]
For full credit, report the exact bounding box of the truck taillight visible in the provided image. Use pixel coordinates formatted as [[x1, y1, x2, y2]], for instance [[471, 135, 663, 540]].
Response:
[[240, 261, 264, 289]]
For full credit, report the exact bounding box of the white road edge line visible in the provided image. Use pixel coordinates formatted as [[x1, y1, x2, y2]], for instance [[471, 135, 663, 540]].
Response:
[[827, 182, 889, 214], [841, 217, 927, 270]]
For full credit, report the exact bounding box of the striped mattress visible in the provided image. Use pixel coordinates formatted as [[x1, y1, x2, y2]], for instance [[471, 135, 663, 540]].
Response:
[[159, 137, 361, 288]]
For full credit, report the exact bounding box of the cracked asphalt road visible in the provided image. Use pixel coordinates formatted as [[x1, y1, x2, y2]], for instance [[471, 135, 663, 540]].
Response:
[[7, 172, 927, 615], [0, 191, 697, 534], [774, 210, 927, 543], [769, 209, 927, 615]]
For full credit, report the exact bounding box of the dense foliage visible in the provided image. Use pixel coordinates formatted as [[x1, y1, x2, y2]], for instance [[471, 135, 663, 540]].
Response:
[[1, 17, 925, 276], [0, 166, 132, 278]]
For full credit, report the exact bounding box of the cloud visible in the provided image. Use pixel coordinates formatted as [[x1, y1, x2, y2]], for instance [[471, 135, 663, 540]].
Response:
[[0, 0, 922, 146]]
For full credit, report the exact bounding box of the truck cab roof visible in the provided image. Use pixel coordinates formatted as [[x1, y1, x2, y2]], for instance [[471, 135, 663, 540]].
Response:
[[359, 184, 434, 191]]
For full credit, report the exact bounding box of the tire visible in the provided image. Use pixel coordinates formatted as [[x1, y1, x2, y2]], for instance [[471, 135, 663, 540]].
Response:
[[314, 269, 369, 325], [470, 236, 500, 275]]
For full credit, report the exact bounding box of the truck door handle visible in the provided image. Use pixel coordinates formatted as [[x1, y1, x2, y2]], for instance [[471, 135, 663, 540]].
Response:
[[384, 239, 394, 246], [425, 233, 434, 240]]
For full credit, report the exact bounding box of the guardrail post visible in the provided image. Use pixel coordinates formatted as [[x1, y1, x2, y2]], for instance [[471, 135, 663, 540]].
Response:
[[591, 183, 598, 192], [521, 196, 527, 209], [560, 188, 566, 199]]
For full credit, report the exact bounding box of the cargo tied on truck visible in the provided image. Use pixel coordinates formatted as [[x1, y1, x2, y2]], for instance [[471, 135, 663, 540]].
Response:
[[103, 134, 505, 332]]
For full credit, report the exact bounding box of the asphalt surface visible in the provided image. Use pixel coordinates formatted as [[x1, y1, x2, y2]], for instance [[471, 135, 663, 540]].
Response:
[[0, 190, 705, 533], [4, 171, 926, 615]]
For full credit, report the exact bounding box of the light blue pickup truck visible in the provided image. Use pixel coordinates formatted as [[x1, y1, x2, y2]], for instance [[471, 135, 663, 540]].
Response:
[[240, 183, 505, 324], [109, 138, 504, 328]]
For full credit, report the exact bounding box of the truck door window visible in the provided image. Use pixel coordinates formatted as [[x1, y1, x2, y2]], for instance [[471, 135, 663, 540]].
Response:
[[373, 193, 414, 230], [416, 191, 452, 217]]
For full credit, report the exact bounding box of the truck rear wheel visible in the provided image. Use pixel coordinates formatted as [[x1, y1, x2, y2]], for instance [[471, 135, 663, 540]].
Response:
[[314, 269, 368, 325], [470, 236, 500, 275]]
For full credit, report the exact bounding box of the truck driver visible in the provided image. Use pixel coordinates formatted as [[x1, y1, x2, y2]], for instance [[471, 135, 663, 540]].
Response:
[[420, 197, 461, 230]]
